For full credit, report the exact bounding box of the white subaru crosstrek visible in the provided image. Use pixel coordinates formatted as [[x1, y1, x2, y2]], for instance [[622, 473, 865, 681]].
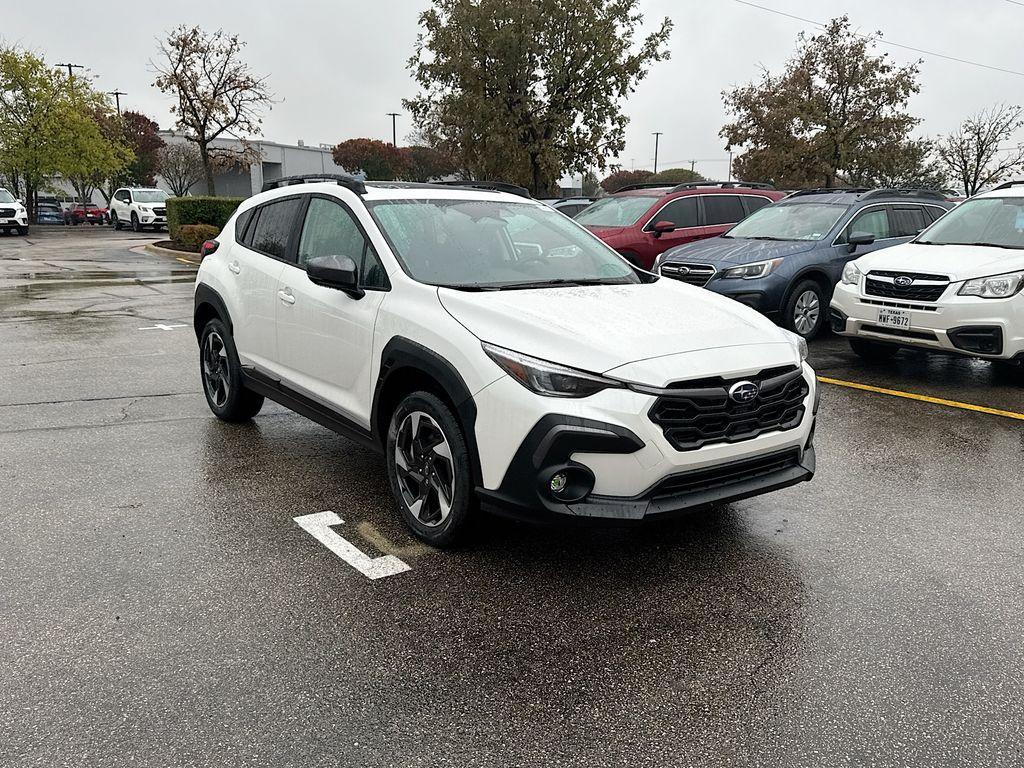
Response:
[[831, 182, 1024, 365], [0, 188, 29, 235], [193, 175, 818, 546]]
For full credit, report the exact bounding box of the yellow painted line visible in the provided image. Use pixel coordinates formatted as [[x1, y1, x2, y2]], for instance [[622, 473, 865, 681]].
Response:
[[819, 376, 1024, 421], [175, 256, 199, 266]]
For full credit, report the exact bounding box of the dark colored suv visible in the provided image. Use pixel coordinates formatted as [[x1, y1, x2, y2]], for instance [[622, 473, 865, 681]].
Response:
[[655, 188, 953, 338], [574, 182, 786, 270]]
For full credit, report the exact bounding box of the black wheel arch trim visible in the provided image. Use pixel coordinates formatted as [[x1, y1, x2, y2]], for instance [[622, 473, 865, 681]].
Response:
[[371, 336, 483, 485], [194, 283, 233, 339]]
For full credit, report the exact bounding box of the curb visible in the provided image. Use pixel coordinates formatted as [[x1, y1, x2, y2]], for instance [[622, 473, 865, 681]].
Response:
[[144, 242, 201, 263]]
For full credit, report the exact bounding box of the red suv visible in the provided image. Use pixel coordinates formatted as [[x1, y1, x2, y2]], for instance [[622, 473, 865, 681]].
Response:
[[574, 182, 786, 269]]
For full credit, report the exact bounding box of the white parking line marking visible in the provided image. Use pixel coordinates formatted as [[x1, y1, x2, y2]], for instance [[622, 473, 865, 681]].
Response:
[[294, 511, 411, 580], [138, 323, 187, 331]]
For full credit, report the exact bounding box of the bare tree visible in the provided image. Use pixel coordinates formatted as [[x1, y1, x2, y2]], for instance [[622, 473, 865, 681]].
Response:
[[152, 26, 272, 195], [936, 104, 1024, 195], [156, 142, 205, 197]]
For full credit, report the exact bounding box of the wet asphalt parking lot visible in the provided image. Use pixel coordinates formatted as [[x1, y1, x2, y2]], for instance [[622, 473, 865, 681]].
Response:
[[2, 227, 1023, 768]]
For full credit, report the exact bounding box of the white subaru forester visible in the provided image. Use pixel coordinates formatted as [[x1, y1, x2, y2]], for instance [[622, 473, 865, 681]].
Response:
[[193, 175, 818, 546], [831, 182, 1024, 365]]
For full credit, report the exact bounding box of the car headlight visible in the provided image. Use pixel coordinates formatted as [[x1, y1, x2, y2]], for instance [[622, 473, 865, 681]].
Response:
[[482, 343, 623, 398], [720, 258, 783, 280], [841, 261, 862, 285], [958, 270, 1024, 298], [139, 206, 151, 213], [652, 252, 672, 272], [784, 331, 809, 362]]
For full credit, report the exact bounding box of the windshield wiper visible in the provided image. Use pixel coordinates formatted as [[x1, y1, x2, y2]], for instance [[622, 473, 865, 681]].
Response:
[[434, 283, 503, 291], [723, 235, 794, 241], [958, 241, 1024, 250], [492, 277, 628, 290]]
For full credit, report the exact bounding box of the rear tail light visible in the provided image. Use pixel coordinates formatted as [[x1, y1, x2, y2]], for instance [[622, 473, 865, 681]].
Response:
[[200, 240, 219, 258]]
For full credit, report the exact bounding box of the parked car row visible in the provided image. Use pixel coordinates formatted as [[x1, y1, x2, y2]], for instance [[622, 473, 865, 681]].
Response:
[[24, 188, 170, 231]]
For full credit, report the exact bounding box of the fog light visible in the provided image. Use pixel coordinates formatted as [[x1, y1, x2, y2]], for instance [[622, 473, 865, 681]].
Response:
[[550, 472, 568, 494]]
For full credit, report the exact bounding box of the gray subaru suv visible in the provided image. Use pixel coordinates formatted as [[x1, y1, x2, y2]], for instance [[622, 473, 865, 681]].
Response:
[[654, 188, 953, 338]]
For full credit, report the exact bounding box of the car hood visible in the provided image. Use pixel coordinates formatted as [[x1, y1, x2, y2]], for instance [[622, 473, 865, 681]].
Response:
[[437, 279, 798, 378], [661, 237, 819, 266], [853, 242, 1024, 281]]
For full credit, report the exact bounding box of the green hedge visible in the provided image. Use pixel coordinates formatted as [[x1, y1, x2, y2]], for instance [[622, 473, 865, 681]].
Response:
[[167, 196, 244, 242], [178, 224, 221, 253]]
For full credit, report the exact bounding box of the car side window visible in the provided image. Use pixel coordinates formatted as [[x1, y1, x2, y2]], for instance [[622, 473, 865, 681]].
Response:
[[298, 197, 388, 289], [741, 196, 771, 216], [234, 209, 254, 245], [248, 198, 303, 260], [652, 197, 698, 229], [838, 207, 890, 244], [890, 206, 930, 237], [703, 195, 746, 226]]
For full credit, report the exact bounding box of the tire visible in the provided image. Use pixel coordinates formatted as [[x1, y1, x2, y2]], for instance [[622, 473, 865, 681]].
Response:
[[783, 279, 826, 339], [386, 391, 475, 548], [849, 338, 899, 361], [17, 226, 28, 236], [131, 212, 141, 232], [112, 212, 122, 231], [198, 319, 264, 422]]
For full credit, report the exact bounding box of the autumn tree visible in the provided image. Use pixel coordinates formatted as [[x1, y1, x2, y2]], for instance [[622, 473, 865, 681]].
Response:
[[400, 145, 455, 182], [120, 111, 165, 187], [156, 142, 205, 196], [332, 138, 409, 180], [721, 16, 928, 189], [406, 0, 673, 196], [600, 169, 654, 192], [936, 104, 1024, 195], [63, 107, 135, 207], [647, 167, 706, 185], [153, 26, 272, 195]]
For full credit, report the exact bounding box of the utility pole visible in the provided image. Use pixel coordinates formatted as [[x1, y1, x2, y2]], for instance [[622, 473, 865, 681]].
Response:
[[727, 149, 733, 182], [386, 112, 400, 147], [108, 90, 126, 116], [690, 159, 696, 173], [652, 132, 663, 174], [55, 62, 84, 80]]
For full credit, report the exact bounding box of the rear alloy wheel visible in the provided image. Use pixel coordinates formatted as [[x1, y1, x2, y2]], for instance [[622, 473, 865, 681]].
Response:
[[784, 280, 826, 339], [199, 319, 264, 421], [386, 392, 474, 547], [849, 338, 899, 362], [131, 212, 141, 232]]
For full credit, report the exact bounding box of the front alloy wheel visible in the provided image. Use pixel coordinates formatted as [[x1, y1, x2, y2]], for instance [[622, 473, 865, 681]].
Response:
[[202, 330, 231, 409], [386, 391, 474, 547], [198, 318, 264, 421]]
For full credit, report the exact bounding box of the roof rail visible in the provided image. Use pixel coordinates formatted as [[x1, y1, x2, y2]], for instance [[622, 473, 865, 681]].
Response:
[[262, 173, 366, 195], [670, 181, 776, 191], [433, 180, 532, 198], [610, 182, 675, 193], [859, 188, 947, 201], [993, 180, 1024, 190], [786, 187, 869, 198]]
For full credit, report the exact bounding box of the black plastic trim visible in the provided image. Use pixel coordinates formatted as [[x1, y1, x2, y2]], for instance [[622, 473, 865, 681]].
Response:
[[193, 283, 232, 339], [242, 367, 378, 452], [947, 325, 1004, 356]]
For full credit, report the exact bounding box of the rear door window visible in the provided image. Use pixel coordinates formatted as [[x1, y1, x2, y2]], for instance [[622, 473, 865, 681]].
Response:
[[248, 198, 304, 260], [740, 196, 772, 216], [703, 195, 746, 226], [890, 206, 931, 237]]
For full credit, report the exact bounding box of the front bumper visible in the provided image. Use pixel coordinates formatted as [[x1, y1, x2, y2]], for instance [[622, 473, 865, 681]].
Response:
[[830, 281, 1024, 360], [473, 360, 817, 521]]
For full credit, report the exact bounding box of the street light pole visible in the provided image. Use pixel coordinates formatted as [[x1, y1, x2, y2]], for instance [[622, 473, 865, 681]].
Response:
[[386, 112, 400, 147], [108, 90, 126, 116], [652, 132, 663, 174]]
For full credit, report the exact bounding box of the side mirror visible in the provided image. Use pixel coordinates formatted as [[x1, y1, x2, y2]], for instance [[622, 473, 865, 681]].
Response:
[[306, 255, 364, 299], [847, 230, 875, 253], [650, 220, 676, 237]]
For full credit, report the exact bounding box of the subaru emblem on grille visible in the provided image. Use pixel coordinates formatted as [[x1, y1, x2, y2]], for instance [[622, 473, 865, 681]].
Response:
[[728, 381, 760, 403], [677, 266, 690, 275], [893, 275, 914, 287]]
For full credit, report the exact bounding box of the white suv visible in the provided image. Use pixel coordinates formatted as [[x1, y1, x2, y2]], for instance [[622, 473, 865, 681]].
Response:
[[831, 181, 1024, 366], [193, 175, 818, 546], [0, 188, 29, 235], [109, 187, 169, 231]]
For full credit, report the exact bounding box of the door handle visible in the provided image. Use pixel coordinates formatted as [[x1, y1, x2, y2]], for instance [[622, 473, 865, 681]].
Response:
[[278, 288, 295, 305], [227, 260, 241, 274]]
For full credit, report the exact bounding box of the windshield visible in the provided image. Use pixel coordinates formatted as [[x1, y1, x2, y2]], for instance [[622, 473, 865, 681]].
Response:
[[573, 195, 655, 228], [366, 198, 639, 289], [0, 190, 16, 204], [916, 197, 1024, 249], [725, 202, 848, 241], [133, 190, 168, 203]]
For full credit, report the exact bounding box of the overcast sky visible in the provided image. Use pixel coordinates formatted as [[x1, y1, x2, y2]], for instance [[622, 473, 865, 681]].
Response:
[[4, 0, 1023, 180]]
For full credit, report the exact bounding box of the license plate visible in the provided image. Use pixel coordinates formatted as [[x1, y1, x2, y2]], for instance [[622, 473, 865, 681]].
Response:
[[877, 308, 911, 329]]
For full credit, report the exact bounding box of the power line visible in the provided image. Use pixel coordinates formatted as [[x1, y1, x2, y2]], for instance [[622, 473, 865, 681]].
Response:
[[1005, 0, 1024, 7], [732, 0, 1024, 78]]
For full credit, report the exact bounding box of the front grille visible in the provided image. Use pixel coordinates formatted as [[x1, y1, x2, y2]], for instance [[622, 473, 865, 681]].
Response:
[[861, 298, 938, 312], [660, 262, 715, 287], [652, 448, 801, 498], [153, 207, 166, 216], [0, 208, 15, 217], [649, 365, 809, 451], [865, 271, 949, 302]]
